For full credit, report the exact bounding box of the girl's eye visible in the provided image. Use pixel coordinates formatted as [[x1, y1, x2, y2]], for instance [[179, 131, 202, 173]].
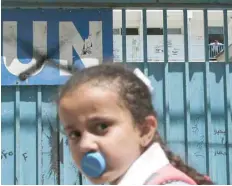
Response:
[[68, 131, 81, 140], [96, 123, 109, 133]]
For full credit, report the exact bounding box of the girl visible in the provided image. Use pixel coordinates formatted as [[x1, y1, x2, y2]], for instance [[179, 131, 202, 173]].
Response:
[[57, 63, 213, 185]]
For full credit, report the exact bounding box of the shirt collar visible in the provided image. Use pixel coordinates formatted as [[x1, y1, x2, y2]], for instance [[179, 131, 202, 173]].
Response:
[[118, 142, 170, 185]]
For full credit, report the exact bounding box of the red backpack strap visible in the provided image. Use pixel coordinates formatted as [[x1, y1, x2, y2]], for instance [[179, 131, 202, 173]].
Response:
[[144, 164, 197, 185]]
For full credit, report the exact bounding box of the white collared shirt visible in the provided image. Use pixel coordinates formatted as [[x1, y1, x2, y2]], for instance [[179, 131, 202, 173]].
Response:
[[118, 142, 170, 185]]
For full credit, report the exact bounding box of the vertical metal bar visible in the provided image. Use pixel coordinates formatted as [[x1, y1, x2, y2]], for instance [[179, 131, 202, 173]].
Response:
[[183, 10, 189, 62], [36, 86, 42, 185], [142, 9, 148, 76], [204, 10, 210, 62], [224, 51, 231, 185], [53, 86, 61, 185], [163, 9, 168, 63], [56, 109, 61, 185], [59, 122, 64, 185], [122, 9, 126, 64], [203, 9, 210, 176], [224, 62, 231, 185], [223, 10, 229, 63], [14, 86, 20, 184], [163, 9, 169, 142], [183, 9, 190, 164], [79, 172, 83, 185], [223, 9, 230, 185]]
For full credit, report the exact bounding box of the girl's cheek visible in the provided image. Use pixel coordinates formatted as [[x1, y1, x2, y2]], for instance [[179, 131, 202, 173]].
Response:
[[70, 147, 82, 166], [69, 143, 80, 156]]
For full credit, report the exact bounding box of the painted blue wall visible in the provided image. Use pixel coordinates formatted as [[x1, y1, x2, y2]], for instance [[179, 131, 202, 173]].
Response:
[[1, 62, 232, 185]]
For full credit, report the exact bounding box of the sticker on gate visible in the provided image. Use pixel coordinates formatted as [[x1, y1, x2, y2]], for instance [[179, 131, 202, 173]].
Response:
[[1, 9, 113, 85]]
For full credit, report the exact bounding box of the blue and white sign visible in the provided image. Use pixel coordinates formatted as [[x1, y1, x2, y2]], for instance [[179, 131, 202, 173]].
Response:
[[1, 9, 113, 85]]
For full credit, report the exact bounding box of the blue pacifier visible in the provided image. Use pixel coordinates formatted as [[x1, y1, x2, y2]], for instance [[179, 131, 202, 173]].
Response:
[[81, 152, 106, 178]]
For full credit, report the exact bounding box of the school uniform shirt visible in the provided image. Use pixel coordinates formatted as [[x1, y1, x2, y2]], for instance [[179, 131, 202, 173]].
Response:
[[118, 142, 190, 185]]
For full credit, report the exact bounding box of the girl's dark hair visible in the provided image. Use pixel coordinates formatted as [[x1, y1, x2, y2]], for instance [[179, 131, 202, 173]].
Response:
[[58, 63, 213, 185]]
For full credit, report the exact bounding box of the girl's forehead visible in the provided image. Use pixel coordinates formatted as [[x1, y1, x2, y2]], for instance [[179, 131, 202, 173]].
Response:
[[59, 85, 126, 115]]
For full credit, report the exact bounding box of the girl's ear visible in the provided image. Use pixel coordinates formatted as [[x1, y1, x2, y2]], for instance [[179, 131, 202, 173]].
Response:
[[138, 115, 157, 147]]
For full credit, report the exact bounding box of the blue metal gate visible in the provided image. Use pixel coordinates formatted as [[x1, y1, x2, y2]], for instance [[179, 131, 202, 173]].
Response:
[[1, 1, 232, 185]]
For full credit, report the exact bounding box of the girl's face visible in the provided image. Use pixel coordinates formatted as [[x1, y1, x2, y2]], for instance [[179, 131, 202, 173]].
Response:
[[58, 84, 143, 184]]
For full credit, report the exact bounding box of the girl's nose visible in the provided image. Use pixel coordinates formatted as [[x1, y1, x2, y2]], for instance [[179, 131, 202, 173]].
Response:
[[79, 132, 98, 154]]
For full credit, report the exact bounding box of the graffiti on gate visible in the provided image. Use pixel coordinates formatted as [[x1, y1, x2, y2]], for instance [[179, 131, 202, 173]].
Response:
[[1, 150, 28, 162], [213, 129, 227, 157], [191, 116, 228, 158], [153, 38, 181, 61]]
